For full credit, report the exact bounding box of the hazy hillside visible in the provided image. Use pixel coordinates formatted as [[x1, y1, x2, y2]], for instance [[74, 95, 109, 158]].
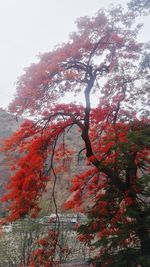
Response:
[[0, 108, 23, 215]]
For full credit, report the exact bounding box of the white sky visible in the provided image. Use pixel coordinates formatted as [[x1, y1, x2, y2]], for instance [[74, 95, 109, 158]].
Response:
[[0, 0, 149, 109]]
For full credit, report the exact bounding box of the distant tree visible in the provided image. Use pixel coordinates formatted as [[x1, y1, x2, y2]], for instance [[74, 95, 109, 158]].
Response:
[[1, 6, 150, 267], [0, 218, 43, 267], [128, 0, 150, 13]]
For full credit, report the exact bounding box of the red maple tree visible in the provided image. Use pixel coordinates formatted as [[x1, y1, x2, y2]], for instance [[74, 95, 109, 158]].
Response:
[[1, 6, 150, 267]]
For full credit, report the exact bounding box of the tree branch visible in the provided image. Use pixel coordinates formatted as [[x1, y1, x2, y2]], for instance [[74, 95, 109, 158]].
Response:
[[81, 78, 126, 192]]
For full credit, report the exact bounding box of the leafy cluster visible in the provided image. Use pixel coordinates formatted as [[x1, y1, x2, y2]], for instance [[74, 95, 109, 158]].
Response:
[[75, 120, 150, 267]]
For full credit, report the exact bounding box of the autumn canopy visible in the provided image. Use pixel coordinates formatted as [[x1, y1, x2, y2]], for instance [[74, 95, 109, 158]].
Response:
[[1, 6, 150, 267]]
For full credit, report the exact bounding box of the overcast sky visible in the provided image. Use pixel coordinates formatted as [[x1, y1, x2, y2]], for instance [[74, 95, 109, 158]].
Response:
[[0, 0, 149, 109]]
